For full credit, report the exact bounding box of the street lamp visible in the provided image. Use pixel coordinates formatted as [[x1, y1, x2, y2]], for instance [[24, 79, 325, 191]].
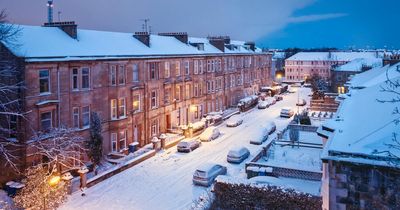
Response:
[[43, 173, 61, 210]]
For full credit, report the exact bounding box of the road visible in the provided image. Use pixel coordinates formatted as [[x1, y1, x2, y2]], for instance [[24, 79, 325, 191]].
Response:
[[61, 87, 311, 210]]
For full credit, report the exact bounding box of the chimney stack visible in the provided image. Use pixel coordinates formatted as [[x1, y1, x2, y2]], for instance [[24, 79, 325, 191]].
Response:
[[244, 42, 256, 51], [43, 21, 78, 39], [134, 32, 150, 47], [208, 36, 230, 52], [158, 32, 188, 44], [47, 0, 54, 23]]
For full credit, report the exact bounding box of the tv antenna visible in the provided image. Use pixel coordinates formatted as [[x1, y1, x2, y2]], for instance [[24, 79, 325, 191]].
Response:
[[140, 18, 150, 33]]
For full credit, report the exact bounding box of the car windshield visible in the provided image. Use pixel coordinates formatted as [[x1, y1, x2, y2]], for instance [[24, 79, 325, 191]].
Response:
[[194, 170, 206, 177]]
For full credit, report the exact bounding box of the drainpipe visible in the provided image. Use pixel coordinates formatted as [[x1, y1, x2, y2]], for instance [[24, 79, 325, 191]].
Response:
[[57, 64, 61, 127]]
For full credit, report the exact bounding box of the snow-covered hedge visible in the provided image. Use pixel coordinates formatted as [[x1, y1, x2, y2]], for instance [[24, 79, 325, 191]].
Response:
[[211, 177, 322, 210]]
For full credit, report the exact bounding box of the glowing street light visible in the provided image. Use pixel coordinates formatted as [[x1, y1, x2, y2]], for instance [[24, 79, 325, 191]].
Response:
[[48, 175, 61, 187]]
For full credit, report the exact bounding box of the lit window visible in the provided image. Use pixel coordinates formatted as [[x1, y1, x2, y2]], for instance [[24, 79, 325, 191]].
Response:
[[119, 98, 126, 118], [132, 95, 140, 112], [119, 130, 127, 151], [111, 99, 117, 120]]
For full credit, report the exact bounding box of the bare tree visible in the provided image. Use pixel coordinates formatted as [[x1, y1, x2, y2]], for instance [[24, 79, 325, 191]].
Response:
[[0, 9, 23, 173], [375, 65, 400, 166], [28, 127, 87, 170]]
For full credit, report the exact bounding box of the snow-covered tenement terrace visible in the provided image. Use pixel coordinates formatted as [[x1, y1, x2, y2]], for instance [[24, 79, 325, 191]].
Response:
[[60, 88, 312, 210]]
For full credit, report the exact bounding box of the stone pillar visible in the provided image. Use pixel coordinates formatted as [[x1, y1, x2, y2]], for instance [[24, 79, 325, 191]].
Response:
[[159, 134, 167, 149], [61, 172, 74, 195], [151, 137, 161, 151], [78, 166, 89, 190]]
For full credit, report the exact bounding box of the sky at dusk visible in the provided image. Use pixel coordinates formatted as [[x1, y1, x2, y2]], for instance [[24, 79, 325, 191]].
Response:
[[1, 0, 398, 49]]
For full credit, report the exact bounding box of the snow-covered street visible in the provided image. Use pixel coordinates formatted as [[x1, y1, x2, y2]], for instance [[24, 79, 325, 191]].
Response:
[[61, 87, 311, 210]]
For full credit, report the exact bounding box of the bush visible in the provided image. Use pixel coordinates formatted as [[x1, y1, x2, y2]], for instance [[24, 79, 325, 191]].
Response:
[[211, 181, 322, 210]]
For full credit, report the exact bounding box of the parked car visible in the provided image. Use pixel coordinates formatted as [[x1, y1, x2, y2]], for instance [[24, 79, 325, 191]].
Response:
[[193, 163, 227, 186], [266, 121, 276, 135], [257, 101, 269, 109], [250, 127, 269, 145], [266, 97, 276, 106], [296, 99, 307, 106], [199, 127, 220, 142], [226, 115, 243, 127], [177, 139, 201, 153], [288, 88, 297, 93], [280, 107, 294, 118], [274, 95, 283, 101], [227, 147, 250, 164]]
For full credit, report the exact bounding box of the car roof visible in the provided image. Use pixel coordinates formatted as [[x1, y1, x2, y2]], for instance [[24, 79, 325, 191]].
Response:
[[196, 163, 221, 172]]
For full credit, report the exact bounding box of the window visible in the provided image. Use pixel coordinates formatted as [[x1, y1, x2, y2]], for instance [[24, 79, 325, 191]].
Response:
[[132, 95, 140, 112], [194, 84, 199, 97], [73, 107, 79, 128], [199, 83, 203, 96], [82, 106, 90, 128], [149, 63, 159, 80], [72, 68, 79, 90], [119, 98, 126, 118], [119, 130, 127, 151], [175, 86, 181, 101], [133, 64, 139, 82], [199, 60, 204, 74], [118, 65, 125, 85], [184, 61, 190, 75], [175, 61, 181, 76], [185, 84, 191, 99], [81, 67, 90, 89], [110, 65, 117, 86], [194, 60, 199, 74], [151, 119, 159, 137], [207, 60, 212, 72], [165, 62, 170, 78], [165, 88, 171, 104], [111, 133, 117, 152], [111, 99, 117, 120], [40, 112, 52, 131], [39, 69, 50, 94], [151, 90, 158, 109]]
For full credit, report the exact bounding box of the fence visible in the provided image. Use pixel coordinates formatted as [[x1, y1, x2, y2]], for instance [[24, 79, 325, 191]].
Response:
[[287, 124, 319, 132]]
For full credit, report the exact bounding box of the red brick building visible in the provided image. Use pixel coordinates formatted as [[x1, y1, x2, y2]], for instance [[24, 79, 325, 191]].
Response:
[[0, 22, 272, 169]]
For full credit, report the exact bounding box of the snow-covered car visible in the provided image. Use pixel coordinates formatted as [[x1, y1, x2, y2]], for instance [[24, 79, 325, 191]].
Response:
[[266, 121, 276, 135], [257, 101, 269, 109], [280, 107, 294, 118], [288, 88, 297, 93], [296, 99, 307, 106], [193, 163, 227, 186], [227, 147, 250, 164], [177, 139, 201, 153], [266, 97, 276, 106], [199, 127, 220, 142], [250, 128, 269, 145], [226, 115, 243, 127]]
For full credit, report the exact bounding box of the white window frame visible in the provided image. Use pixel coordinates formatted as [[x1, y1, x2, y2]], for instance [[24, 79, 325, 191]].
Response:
[[194, 60, 199, 74], [72, 68, 79, 90], [132, 94, 141, 112], [151, 90, 158, 109], [133, 64, 139, 82], [110, 65, 117, 86], [175, 61, 181, 76], [184, 61, 190, 75], [165, 62, 170, 78], [81, 67, 90, 89], [72, 107, 80, 128], [119, 130, 127, 151], [118, 65, 125, 85], [40, 111, 52, 131], [119, 98, 126, 118], [39, 69, 51, 94]]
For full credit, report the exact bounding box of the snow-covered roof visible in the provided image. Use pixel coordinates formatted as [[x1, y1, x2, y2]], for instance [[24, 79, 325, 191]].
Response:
[[286, 52, 383, 62], [2, 25, 264, 62], [334, 57, 382, 72], [347, 63, 399, 89], [322, 64, 400, 167]]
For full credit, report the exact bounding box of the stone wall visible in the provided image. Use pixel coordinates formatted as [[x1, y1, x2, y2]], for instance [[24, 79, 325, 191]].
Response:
[[328, 160, 400, 209]]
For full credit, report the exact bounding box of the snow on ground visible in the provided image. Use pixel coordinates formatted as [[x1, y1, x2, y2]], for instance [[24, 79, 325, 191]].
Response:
[[60, 88, 311, 210], [282, 130, 323, 145], [260, 144, 322, 172]]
